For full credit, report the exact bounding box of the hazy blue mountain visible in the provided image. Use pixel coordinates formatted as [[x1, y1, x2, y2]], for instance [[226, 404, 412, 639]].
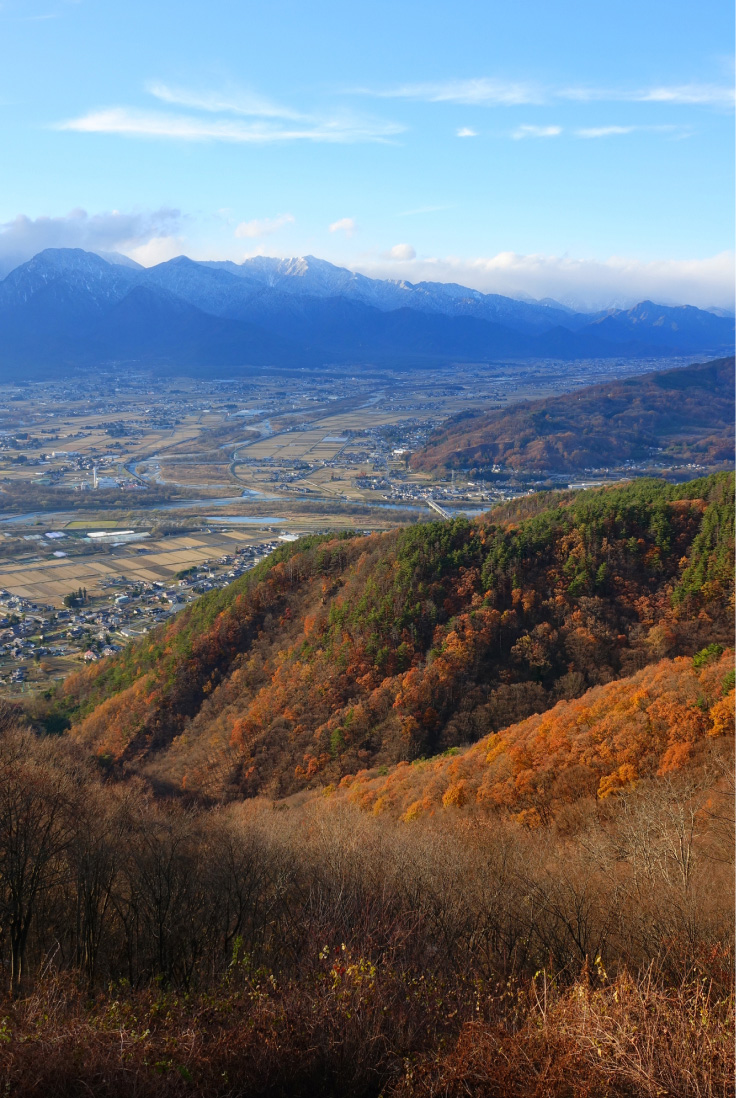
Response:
[[141, 255, 269, 318], [584, 301, 736, 353], [94, 251, 145, 270], [0, 251, 308, 375], [138, 253, 736, 357], [0, 248, 139, 307], [0, 248, 731, 377]]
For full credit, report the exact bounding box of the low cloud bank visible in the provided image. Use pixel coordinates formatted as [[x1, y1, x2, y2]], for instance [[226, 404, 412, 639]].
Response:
[[354, 250, 735, 311]]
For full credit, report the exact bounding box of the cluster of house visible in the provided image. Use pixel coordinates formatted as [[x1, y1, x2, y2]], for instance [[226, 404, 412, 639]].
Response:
[[354, 472, 498, 507], [0, 592, 55, 681], [80, 542, 281, 659], [0, 539, 282, 684]]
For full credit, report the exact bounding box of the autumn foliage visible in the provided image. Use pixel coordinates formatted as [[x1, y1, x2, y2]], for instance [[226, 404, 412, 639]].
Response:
[[330, 647, 734, 824], [48, 472, 734, 802]]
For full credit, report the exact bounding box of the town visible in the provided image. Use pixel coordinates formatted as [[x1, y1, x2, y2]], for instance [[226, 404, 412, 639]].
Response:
[[0, 536, 286, 691]]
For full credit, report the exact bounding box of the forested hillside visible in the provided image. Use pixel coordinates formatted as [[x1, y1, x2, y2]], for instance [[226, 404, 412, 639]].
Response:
[[51, 472, 734, 801], [412, 356, 735, 475], [327, 647, 734, 824]]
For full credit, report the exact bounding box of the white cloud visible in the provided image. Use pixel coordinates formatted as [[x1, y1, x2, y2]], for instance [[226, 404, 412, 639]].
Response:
[[512, 124, 562, 140], [0, 207, 181, 276], [359, 77, 542, 105], [352, 249, 735, 311], [560, 82, 734, 107], [55, 107, 405, 144], [146, 82, 305, 120], [234, 214, 295, 239], [385, 243, 416, 261], [329, 217, 356, 236], [126, 235, 187, 267], [575, 123, 688, 139], [456, 127, 477, 137], [576, 125, 636, 138], [632, 83, 734, 106]]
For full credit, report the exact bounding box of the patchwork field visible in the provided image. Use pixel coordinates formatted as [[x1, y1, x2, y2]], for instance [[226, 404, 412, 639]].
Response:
[[242, 429, 348, 462], [0, 529, 270, 605]]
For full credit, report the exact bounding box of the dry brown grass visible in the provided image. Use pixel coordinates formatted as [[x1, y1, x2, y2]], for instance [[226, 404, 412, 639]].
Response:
[[0, 969, 730, 1098], [396, 971, 735, 1098]]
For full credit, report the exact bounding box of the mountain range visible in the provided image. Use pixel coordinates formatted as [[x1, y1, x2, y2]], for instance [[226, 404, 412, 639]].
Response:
[[0, 248, 733, 376]]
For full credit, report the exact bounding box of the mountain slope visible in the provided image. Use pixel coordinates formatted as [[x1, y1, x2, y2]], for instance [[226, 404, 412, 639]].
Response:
[[412, 356, 735, 476], [203, 255, 582, 332], [50, 473, 734, 800], [587, 300, 736, 352]]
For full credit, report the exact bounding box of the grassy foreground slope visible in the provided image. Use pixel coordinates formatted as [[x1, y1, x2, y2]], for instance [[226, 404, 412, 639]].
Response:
[[50, 472, 734, 800], [411, 356, 735, 475]]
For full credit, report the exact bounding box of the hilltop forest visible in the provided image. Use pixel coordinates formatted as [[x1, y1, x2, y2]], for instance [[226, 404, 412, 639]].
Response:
[[0, 472, 732, 1097], [412, 356, 735, 476], [52, 472, 734, 802]]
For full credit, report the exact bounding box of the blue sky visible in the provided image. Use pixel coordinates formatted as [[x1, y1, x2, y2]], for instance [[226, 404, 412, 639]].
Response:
[[0, 0, 733, 307]]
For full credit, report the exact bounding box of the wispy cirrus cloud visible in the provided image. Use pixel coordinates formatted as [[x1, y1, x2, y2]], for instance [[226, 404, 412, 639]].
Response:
[[456, 127, 477, 137], [562, 82, 735, 107], [357, 77, 543, 105], [510, 122, 690, 141], [574, 123, 688, 139], [638, 83, 734, 106], [512, 124, 562, 139], [55, 106, 405, 144], [575, 124, 636, 138], [234, 213, 295, 239], [55, 82, 406, 145], [354, 77, 734, 109], [146, 81, 305, 120]]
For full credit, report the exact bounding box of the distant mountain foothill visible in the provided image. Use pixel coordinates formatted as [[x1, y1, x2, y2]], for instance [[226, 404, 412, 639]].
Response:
[[412, 355, 735, 476]]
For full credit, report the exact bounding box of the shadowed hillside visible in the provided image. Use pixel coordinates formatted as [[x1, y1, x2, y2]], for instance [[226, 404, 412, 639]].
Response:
[[411, 356, 735, 476]]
